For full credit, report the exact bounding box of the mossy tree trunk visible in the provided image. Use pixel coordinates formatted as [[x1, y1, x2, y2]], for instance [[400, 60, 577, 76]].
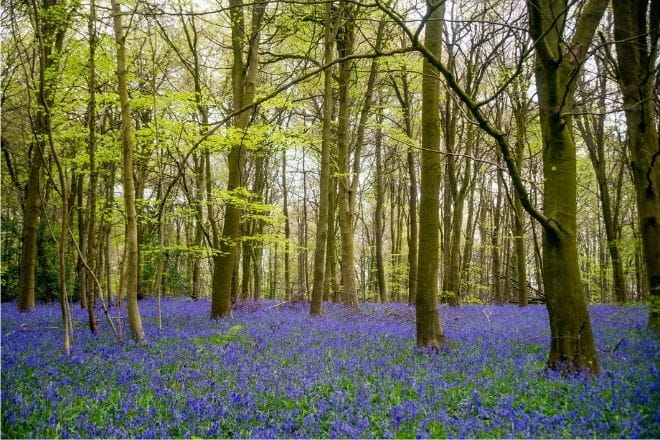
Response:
[[612, 0, 660, 332], [526, 0, 608, 374]]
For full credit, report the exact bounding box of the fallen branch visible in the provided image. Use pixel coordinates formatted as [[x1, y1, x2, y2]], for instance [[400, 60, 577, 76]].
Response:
[[265, 300, 292, 311], [4, 324, 61, 337]]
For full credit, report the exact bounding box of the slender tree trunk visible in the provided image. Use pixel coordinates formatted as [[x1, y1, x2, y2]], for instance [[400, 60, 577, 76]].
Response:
[[325, 178, 338, 302], [282, 150, 292, 300], [241, 221, 253, 300], [76, 172, 88, 309], [30, 0, 74, 353], [416, 0, 447, 349], [85, 0, 99, 332], [112, 0, 144, 342], [374, 110, 387, 303], [103, 163, 115, 307], [492, 173, 504, 305], [509, 85, 529, 307], [191, 154, 205, 300], [310, 1, 335, 315], [211, 0, 264, 319]]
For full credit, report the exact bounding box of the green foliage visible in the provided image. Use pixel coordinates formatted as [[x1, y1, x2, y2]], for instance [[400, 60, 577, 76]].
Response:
[[192, 324, 246, 346], [35, 223, 65, 303], [1, 216, 21, 301]]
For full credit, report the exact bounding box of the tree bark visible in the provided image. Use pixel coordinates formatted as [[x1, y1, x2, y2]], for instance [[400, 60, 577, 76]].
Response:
[[112, 0, 144, 342], [18, 0, 68, 313], [612, 0, 660, 331], [492, 172, 504, 305], [523, 0, 608, 375], [415, 0, 447, 349], [335, 4, 358, 306], [211, 0, 264, 319], [374, 109, 387, 303], [310, 1, 335, 315], [86, 0, 99, 332], [282, 150, 292, 301]]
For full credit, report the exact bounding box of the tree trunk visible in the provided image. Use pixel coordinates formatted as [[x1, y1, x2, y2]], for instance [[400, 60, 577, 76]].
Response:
[[374, 110, 387, 303], [325, 178, 338, 302], [335, 5, 358, 306], [76, 172, 88, 309], [524, 0, 607, 375], [112, 0, 144, 342], [282, 150, 292, 301], [310, 1, 335, 315], [210, 0, 264, 319], [492, 172, 504, 305], [612, 0, 660, 331], [415, 0, 447, 349], [19, 0, 68, 313], [85, 0, 99, 332]]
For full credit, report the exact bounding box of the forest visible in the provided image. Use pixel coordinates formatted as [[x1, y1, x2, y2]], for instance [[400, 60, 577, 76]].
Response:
[[1, 0, 659, 438]]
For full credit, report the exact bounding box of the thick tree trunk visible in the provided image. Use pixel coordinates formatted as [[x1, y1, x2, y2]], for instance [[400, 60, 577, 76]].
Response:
[[525, 0, 607, 375], [112, 0, 144, 342], [612, 0, 660, 332], [18, 145, 42, 313], [335, 6, 358, 306], [540, 112, 598, 374], [416, 0, 447, 349]]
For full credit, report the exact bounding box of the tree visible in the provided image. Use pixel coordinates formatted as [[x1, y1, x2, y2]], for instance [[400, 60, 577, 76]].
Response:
[[374, 108, 388, 303], [415, 0, 447, 349], [612, 0, 660, 332], [111, 0, 145, 342], [210, 0, 265, 319], [379, 0, 604, 373], [524, 0, 607, 373], [17, 0, 69, 312], [310, 1, 335, 315]]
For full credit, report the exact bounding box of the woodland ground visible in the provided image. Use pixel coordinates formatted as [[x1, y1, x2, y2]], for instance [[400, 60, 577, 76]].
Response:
[[1, 299, 658, 438]]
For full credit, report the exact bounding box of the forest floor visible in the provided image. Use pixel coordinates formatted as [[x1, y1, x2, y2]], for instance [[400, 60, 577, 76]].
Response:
[[1, 299, 658, 438]]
